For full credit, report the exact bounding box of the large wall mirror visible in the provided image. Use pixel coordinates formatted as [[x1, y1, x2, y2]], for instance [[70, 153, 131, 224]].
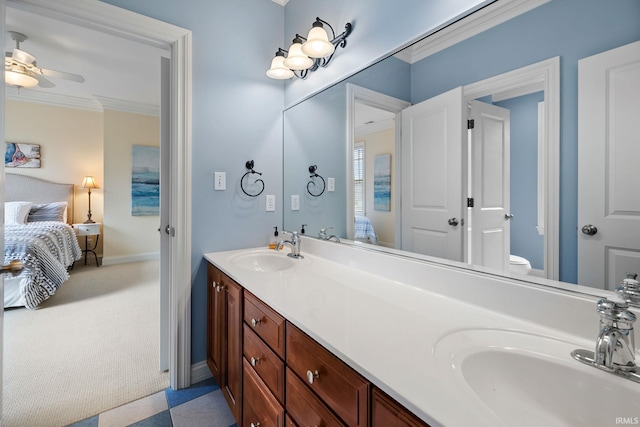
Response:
[[283, 0, 640, 291]]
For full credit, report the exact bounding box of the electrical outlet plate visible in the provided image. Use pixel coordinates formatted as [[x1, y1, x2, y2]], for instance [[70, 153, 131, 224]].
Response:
[[291, 194, 300, 211], [266, 195, 275, 211], [214, 172, 226, 190], [328, 177, 335, 192]]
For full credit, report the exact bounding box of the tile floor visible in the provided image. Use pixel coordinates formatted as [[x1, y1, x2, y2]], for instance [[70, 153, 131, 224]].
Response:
[[67, 378, 237, 427]]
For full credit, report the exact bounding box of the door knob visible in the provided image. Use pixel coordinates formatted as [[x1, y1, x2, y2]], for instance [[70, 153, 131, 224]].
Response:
[[448, 218, 459, 226], [1, 260, 24, 276], [505, 213, 514, 220], [581, 224, 598, 236]]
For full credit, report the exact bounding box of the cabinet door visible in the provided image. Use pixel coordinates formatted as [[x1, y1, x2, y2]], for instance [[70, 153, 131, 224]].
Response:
[[206, 263, 225, 385], [222, 274, 243, 425], [372, 388, 430, 427], [243, 358, 284, 427]]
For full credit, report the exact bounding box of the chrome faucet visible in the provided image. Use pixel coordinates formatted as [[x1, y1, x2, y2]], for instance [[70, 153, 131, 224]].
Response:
[[276, 231, 303, 258], [616, 272, 640, 307], [572, 296, 640, 383], [318, 227, 340, 243]]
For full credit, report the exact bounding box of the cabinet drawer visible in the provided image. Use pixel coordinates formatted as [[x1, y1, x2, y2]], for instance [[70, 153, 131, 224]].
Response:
[[243, 358, 284, 427], [286, 323, 369, 427], [285, 368, 346, 427], [244, 292, 285, 358], [372, 387, 430, 427], [243, 324, 285, 404]]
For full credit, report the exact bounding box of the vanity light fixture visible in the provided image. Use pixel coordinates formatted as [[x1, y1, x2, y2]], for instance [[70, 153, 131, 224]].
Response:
[[266, 17, 352, 80]]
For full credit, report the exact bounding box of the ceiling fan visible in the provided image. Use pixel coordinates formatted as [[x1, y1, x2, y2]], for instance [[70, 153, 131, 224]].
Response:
[[4, 31, 85, 89]]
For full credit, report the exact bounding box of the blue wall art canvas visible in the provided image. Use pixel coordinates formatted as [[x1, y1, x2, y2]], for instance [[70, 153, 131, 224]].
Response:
[[5, 142, 41, 168], [374, 154, 391, 211], [131, 145, 160, 216]]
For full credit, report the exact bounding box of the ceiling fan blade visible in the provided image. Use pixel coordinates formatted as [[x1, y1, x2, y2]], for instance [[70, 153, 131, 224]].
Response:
[[33, 74, 56, 88], [40, 68, 85, 83]]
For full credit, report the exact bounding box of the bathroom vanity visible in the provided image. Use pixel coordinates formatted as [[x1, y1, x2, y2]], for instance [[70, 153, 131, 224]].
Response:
[[204, 237, 640, 427]]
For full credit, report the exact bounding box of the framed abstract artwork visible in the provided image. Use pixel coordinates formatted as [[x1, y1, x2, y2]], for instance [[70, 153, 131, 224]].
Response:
[[374, 153, 391, 211], [131, 145, 160, 216], [5, 142, 41, 168]]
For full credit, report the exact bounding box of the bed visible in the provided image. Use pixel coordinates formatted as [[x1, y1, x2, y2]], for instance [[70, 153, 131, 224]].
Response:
[[4, 174, 82, 309], [354, 215, 378, 245]]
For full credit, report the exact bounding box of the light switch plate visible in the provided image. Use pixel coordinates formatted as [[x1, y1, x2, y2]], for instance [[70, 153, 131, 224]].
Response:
[[328, 177, 335, 192], [214, 172, 226, 190], [266, 195, 275, 211], [291, 195, 300, 211]]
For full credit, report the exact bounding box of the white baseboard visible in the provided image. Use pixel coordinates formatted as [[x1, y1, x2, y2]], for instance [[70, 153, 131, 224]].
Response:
[[190, 360, 213, 385], [101, 252, 160, 266]]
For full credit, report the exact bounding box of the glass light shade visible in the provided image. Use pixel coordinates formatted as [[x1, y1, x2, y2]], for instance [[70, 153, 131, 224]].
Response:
[[81, 176, 99, 189], [301, 26, 335, 58], [283, 42, 313, 70], [4, 70, 38, 88], [266, 55, 294, 79]]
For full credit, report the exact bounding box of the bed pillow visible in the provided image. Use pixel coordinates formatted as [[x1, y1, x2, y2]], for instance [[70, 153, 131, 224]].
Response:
[[27, 202, 68, 223], [5, 201, 33, 225]]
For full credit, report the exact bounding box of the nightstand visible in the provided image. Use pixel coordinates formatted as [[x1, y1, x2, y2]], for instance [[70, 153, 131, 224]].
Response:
[[73, 223, 101, 267]]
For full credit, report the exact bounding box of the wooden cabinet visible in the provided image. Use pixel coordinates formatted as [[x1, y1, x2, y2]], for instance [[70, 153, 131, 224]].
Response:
[[286, 323, 370, 427], [243, 358, 284, 427], [206, 264, 243, 425], [206, 260, 430, 427], [372, 388, 431, 427]]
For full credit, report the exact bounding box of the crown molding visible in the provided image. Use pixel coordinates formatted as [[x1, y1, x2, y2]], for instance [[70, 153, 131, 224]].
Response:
[[271, 0, 289, 5], [5, 90, 160, 116], [6, 89, 103, 111], [395, 0, 550, 64], [95, 95, 160, 116]]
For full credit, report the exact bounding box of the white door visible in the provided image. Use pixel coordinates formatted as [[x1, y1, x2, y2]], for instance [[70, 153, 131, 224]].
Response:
[[468, 100, 511, 271], [401, 87, 465, 261], [159, 57, 170, 371], [578, 40, 640, 289]]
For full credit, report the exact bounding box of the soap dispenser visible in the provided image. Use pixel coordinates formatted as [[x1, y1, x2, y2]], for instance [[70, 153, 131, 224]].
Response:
[[269, 226, 279, 250]]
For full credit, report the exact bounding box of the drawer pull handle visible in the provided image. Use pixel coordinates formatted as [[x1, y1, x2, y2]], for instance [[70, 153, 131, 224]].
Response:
[[251, 318, 262, 327], [250, 356, 260, 367], [306, 369, 320, 384], [250, 423, 261, 427]]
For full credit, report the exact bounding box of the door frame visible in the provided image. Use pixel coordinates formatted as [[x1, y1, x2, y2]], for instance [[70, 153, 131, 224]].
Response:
[[3, 0, 193, 390], [345, 83, 411, 246], [463, 56, 560, 280]]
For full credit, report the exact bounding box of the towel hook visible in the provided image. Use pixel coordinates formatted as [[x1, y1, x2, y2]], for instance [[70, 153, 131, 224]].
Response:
[[307, 165, 326, 197], [241, 160, 265, 197]]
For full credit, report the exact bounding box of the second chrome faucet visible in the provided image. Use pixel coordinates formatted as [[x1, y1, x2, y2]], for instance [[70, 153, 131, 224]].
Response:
[[276, 231, 303, 259]]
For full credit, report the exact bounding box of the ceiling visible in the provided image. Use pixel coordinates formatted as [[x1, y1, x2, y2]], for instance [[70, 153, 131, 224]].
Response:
[[5, 5, 168, 111]]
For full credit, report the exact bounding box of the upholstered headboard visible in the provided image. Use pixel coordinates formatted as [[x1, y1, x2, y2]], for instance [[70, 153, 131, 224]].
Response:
[[5, 173, 75, 224]]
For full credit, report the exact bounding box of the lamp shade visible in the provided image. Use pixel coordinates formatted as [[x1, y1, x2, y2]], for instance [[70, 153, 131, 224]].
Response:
[[283, 39, 313, 70], [266, 54, 294, 79], [301, 25, 335, 58], [81, 176, 99, 189], [5, 70, 38, 88]]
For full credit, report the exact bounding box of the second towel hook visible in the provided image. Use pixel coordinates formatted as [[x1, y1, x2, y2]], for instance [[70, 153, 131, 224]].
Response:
[[241, 160, 265, 197], [307, 165, 326, 197]]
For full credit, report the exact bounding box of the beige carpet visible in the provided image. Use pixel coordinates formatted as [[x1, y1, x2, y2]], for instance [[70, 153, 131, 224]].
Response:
[[2, 259, 169, 427]]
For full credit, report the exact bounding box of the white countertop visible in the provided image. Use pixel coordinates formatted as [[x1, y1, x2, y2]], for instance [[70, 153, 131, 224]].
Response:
[[204, 238, 632, 427]]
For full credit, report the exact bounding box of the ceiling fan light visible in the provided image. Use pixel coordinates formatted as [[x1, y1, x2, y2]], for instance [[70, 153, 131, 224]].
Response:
[[283, 40, 313, 70], [301, 26, 335, 58], [266, 54, 294, 79], [4, 70, 38, 88]]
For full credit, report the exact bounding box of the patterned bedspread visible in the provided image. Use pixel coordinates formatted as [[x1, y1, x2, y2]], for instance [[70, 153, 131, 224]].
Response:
[[355, 215, 378, 244], [4, 222, 82, 309]]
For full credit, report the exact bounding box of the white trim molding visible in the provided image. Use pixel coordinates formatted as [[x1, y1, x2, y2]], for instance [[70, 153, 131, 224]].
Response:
[[101, 252, 160, 266], [395, 0, 550, 64], [8, 0, 193, 391]]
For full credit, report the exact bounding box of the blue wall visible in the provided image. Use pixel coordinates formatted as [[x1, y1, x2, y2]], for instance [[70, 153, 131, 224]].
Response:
[[408, 0, 640, 283]]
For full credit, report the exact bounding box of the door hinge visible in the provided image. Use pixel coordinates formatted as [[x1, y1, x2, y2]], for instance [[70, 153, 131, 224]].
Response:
[[467, 119, 475, 129], [467, 197, 474, 208]]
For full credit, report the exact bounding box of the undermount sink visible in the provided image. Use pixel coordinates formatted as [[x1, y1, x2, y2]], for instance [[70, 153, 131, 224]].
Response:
[[433, 329, 640, 426], [229, 250, 296, 272]]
